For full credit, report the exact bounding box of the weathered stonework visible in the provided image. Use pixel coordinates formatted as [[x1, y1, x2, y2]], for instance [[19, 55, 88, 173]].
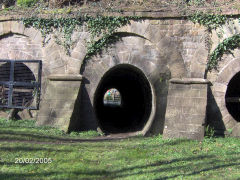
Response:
[[163, 78, 210, 140], [0, 14, 239, 139], [36, 74, 82, 132]]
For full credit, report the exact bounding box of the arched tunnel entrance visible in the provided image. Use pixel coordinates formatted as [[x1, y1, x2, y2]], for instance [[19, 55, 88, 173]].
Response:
[[225, 71, 240, 122], [94, 64, 154, 134], [0, 62, 36, 107]]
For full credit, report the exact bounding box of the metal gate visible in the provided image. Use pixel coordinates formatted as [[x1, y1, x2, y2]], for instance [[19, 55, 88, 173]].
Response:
[[0, 60, 42, 110]]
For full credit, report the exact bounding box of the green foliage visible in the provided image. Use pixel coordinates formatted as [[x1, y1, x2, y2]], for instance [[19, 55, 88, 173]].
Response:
[[188, 12, 238, 71], [188, 12, 228, 32], [17, 0, 38, 7], [227, 128, 233, 134], [0, 118, 102, 138], [208, 34, 240, 71], [84, 15, 137, 59], [1, 129, 240, 179], [205, 125, 215, 138], [22, 17, 83, 55], [0, 118, 36, 127], [70, 130, 103, 137], [187, 0, 206, 6], [21, 15, 138, 58]]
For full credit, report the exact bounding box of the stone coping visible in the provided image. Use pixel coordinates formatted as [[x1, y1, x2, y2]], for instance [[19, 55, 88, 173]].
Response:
[[170, 78, 210, 84], [48, 74, 83, 81], [0, 7, 239, 21]]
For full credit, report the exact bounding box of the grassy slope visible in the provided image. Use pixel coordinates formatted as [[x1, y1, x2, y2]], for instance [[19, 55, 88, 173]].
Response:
[[1, 0, 240, 17], [0, 119, 240, 179]]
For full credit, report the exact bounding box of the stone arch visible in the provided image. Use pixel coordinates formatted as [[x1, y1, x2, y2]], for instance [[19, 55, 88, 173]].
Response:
[[0, 21, 43, 44], [77, 33, 187, 135], [0, 21, 43, 72], [208, 57, 240, 131], [93, 64, 156, 135], [0, 21, 46, 119], [0, 62, 36, 107], [0, 21, 69, 91]]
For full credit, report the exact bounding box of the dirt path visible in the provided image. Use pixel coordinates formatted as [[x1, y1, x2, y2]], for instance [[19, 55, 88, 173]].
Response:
[[0, 132, 139, 145]]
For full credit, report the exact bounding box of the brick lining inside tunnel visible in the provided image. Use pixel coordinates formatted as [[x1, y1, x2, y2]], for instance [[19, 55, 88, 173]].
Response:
[[93, 64, 153, 134]]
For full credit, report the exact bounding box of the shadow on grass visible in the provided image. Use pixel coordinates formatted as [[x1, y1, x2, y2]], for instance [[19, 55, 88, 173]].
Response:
[[0, 129, 136, 143], [1, 154, 240, 180], [0, 146, 71, 152], [0, 129, 194, 146]]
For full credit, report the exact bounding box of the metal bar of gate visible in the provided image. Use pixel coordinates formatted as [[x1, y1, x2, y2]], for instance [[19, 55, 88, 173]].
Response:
[[0, 82, 38, 87], [7, 60, 14, 106], [36, 61, 42, 109], [0, 59, 42, 109], [0, 60, 41, 63]]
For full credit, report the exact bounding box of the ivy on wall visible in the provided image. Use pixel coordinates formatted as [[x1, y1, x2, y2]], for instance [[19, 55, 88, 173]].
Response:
[[84, 16, 138, 59], [188, 12, 240, 71], [21, 15, 138, 58], [22, 13, 240, 71], [22, 17, 82, 54], [208, 34, 240, 71], [188, 12, 228, 32]]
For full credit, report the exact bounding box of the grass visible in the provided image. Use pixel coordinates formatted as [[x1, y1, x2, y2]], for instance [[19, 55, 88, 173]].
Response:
[[0, 118, 103, 142], [0, 118, 240, 179], [0, 0, 239, 17]]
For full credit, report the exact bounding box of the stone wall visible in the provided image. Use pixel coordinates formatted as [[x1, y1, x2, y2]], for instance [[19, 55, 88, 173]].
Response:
[[0, 15, 239, 139], [206, 19, 240, 135], [79, 18, 208, 135], [37, 74, 82, 132], [163, 78, 209, 140]]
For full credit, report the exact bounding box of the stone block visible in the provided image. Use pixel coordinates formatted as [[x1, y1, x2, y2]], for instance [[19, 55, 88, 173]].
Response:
[[182, 104, 206, 115], [191, 84, 206, 89], [37, 101, 52, 117], [23, 27, 38, 39], [50, 117, 70, 132], [46, 87, 79, 100], [213, 83, 227, 93], [187, 89, 200, 98], [11, 21, 25, 34], [224, 115, 237, 130], [36, 76, 82, 132], [179, 97, 194, 107], [231, 123, 240, 137], [174, 124, 203, 132], [130, 20, 150, 36], [50, 109, 74, 119], [169, 83, 189, 90], [150, 20, 159, 25], [144, 25, 166, 43], [167, 97, 175, 106], [163, 79, 208, 140], [180, 114, 205, 124], [50, 100, 75, 110], [36, 115, 50, 126], [163, 128, 204, 141], [167, 89, 183, 97], [2, 21, 11, 35]]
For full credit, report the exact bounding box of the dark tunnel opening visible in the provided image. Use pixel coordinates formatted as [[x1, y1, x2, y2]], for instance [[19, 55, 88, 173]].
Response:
[[225, 71, 240, 122], [94, 64, 153, 134]]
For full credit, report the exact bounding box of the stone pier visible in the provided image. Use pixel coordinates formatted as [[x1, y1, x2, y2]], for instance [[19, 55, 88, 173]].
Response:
[[163, 78, 210, 140], [37, 74, 82, 132]]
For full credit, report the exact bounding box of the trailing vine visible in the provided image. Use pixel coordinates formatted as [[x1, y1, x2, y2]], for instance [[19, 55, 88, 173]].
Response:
[[208, 34, 240, 71], [84, 15, 138, 59], [188, 12, 228, 32], [188, 12, 235, 71], [21, 15, 138, 57], [22, 13, 240, 72], [22, 17, 83, 55]]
